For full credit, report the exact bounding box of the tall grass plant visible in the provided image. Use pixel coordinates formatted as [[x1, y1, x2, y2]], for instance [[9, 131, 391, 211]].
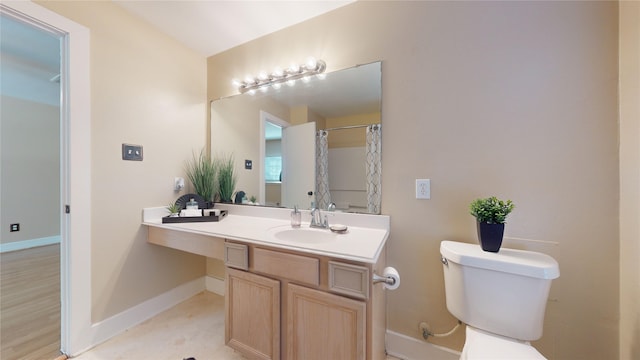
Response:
[[185, 149, 218, 202]]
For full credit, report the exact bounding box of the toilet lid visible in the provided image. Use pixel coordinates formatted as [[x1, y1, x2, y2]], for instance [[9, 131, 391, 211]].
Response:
[[462, 327, 547, 359]]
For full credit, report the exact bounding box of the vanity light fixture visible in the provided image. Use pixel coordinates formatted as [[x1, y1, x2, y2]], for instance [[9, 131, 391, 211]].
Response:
[[233, 57, 327, 94]]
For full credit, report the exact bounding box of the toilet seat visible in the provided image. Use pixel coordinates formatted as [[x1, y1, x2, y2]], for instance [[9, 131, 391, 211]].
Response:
[[461, 326, 547, 359]]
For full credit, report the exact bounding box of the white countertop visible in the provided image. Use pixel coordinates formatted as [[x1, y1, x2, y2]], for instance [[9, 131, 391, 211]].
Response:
[[142, 204, 390, 263]]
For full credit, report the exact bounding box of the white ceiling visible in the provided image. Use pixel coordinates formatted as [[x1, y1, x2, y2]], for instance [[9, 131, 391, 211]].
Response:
[[113, 1, 353, 57]]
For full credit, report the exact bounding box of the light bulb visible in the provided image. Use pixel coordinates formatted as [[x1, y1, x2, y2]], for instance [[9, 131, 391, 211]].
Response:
[[289, 63, 300, 73], [273, 67, 284, 77], [244, 75, 255, 85], [248, 89, 256, 95], [317, 73, 327, 80], [287, 79, 296, 87], [273, 83, 282, 90], [306, 57, 317, 70], [231, 78, 242, 87], [258, 71, 268, 81]]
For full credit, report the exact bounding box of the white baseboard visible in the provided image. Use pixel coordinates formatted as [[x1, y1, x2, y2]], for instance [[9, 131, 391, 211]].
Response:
[[78, 276, 206, 356], [0, 235, 61, 253], [386, 330, 460, 360], [206, 276, 225, 296]]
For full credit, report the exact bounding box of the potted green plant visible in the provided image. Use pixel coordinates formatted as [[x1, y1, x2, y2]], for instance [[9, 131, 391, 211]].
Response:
[[166, 202, 181, 217], [217, 153, 237, 203], [469, 196, 514, 252], [185, 149, 218, 206]]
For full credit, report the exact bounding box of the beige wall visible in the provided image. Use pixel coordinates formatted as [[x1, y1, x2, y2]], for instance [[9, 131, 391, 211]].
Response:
[[211, 95, 289, 201], [37, 1, 208, 322], [619, 2, 640, 359], [1, 96, 60, 244], [325, 112, 380, 148], [207, 2, 619, 359]]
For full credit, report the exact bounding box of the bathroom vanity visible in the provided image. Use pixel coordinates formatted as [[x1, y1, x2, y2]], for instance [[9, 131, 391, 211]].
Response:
[[142, 204, 390, 360]]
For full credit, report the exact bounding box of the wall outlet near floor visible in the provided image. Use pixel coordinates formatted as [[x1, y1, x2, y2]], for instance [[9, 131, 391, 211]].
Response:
[[416, 179, 430, 199], [10, 223, 20, 232]]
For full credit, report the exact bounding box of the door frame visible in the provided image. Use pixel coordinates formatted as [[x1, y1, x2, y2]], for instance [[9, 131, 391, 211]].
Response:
[[0, 2, 91, 356], [259, 110, 289, 206]]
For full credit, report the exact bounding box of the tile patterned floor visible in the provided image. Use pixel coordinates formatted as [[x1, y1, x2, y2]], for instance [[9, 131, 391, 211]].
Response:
[[73, 291, 403, 360], [74, 292, 243, 360]]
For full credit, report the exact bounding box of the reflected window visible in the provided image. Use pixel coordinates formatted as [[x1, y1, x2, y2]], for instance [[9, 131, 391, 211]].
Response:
[[265, 156, 282, 182]]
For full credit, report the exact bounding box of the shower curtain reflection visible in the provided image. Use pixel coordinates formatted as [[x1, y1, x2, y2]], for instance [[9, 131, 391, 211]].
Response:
[[315, 124, 381, 214], [315, 130, 330, 210], [366, 124, 382, 214]]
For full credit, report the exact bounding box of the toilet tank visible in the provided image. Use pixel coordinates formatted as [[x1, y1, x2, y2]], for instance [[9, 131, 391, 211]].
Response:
[[440, 240, 559, 341]]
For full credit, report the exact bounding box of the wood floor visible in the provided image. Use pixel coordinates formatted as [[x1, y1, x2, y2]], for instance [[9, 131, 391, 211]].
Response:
[[1, 244, 62, 360]]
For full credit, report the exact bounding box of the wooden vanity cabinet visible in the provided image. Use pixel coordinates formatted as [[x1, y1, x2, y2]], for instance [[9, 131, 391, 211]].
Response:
[[224, 241, 387, 360], [226, 268, 280, 360], [287, 283, 366, 359]]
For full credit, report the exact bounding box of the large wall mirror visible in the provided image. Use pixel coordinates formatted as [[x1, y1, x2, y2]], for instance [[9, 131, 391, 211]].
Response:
[[211, 61, 382, 214]]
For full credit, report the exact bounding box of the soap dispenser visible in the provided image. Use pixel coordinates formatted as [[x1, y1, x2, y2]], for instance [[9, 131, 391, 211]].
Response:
[[291, 205, 301, 228]]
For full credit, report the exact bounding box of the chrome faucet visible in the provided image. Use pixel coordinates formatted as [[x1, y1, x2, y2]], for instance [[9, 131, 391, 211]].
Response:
[[310, 207, 329, 229]]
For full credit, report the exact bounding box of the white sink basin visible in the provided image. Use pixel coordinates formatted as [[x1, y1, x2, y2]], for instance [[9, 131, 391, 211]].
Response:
[[267, 226, 339, 244]]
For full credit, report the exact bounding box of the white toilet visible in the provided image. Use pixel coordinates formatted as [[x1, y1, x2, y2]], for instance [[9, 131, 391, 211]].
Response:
[[440, 240, 559, 359]]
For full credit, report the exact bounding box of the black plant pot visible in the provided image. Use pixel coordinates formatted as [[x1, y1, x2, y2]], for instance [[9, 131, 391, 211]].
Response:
[[476, 221, 505, 252]]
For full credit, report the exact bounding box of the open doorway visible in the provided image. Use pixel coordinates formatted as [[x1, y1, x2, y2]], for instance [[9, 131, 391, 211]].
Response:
[[0, 10, 64, 360], [1, 2, 92, 357], [259, 111, 316, 209], [0, 9, 64, 359], [260, 111, 287, 207]]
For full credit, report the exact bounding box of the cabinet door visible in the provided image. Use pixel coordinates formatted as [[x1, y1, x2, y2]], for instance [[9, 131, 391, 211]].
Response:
[[226, 268, 280, 360], [287, 283, 366, 360]]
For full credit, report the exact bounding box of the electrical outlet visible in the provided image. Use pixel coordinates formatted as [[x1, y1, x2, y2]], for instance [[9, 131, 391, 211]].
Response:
[[174, 177, 185, 191], [10, 223, 20, 232], [416, 179, 430, 199]]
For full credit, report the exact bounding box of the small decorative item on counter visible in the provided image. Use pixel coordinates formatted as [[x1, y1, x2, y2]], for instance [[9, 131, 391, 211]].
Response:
[[163, 193, 227, 223], [203, 209, 222, 217], [329, 224, 348, 234], [162, 209, 227, 223], [166, 203, 181, 217], [186, 198, 198, 210], [180, 208, 202, 217], [469, 196, 514, 252], [234, 191, 246, 204], [175, 193, 206, 210], [291, 205, 301, 227]]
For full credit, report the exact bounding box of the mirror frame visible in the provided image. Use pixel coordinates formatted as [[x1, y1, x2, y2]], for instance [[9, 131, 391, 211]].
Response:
[[210, 61, 382, 214]]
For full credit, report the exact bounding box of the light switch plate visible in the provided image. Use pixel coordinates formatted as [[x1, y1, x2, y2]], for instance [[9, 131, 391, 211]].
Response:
[[122, 144, 143, 161]]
